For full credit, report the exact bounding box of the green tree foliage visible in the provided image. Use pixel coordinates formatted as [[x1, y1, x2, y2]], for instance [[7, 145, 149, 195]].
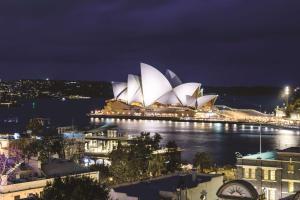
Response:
[[193, 152, 212, 173], [90, 164, 111, 181], [165, 140, 181, 173], [109, 133, 167, 184], [148, 154, 165, 177], [26, 119, 44, 136], [40, 176, 108, 200], [37, 135, 64, 163], [10, 135, 64, 163]]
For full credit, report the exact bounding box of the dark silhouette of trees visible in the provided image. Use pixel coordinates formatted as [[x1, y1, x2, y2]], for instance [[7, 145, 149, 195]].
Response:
[[193, 152, 212, 173], [165, 140, 181, 173], [40, 176, 108, 200]]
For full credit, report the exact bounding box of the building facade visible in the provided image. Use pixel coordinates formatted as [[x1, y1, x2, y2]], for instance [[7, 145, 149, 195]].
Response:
[[84, 128, 130, 165], [236, 148, 300, 200]]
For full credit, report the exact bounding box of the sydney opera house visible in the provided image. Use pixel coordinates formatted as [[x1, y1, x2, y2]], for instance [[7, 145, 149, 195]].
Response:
[[98, 63, 218, 118]]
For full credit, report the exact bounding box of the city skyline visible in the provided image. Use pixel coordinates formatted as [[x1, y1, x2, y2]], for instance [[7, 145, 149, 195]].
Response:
[[1, 1, 300, 86]]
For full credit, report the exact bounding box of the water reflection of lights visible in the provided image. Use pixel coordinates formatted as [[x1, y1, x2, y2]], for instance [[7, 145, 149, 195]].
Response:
[[213, 123, 222, 131], [232, 124, 237, 131], [277, 133, 298, 149], [241, 124, 245, 129], [214, 123, 222, 128], [278, 129, 295, 134]]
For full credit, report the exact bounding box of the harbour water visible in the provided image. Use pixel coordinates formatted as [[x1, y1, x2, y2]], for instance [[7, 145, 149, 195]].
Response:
[[93, 117, 300, 165], [1, 96, 299, 165]]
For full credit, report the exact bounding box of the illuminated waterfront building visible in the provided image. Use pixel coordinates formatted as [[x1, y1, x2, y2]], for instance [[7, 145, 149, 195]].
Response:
[[84, 127, 131, 165], [99, 63, 218, 118]]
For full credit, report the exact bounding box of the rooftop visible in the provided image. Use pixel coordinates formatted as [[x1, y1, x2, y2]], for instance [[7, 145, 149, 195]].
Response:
[[242, 151, 277, 160], [114, 173, 221, 200], [240, 147, 300, 161], [277, 147, 300, 154], [42, 159, 89, 177]]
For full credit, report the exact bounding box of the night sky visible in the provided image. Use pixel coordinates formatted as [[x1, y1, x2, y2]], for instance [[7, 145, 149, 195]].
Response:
[[1, 0, 300, 86]]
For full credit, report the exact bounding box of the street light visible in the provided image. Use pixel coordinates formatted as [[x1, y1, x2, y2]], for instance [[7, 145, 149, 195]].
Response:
[[285, 86, 290, 96], [284, 86, 290, 108]]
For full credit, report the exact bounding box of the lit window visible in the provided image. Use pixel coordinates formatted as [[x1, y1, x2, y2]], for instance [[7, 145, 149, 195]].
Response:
[[263, 169, 276, 181], [270, 170, 276, 181], [288, 182, 294, 193], [250, 168, 256, 179], [244, 168, 255, 179], [288, 163, 294, 174], [244, 168, 250, 178], [264, 169, 269, 180]]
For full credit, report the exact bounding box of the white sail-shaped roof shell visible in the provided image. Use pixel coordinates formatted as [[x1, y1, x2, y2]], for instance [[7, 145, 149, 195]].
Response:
[[157, 91, 181, 105], [112, 82, 127, 99], [117, 89, 128, 102], [173, 83, 201, 106], [127, 74, 143, 104], [197, 95, 218, 108], [141, 63, 172, 106], [186, 95, 197, 108], [165, 69, 182, 88]]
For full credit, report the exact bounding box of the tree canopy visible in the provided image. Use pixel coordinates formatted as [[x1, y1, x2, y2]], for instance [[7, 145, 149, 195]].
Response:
[[193, 152, 212, 173], [40, 176, 108, 200]]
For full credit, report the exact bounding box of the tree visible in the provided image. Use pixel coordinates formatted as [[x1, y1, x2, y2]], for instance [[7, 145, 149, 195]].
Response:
[[40, 176, 108, 200], [109, 133, 165, 184], [148, 154, 165, 177], [10, 138, 37, 162], [152, 133, 162, 150], [165, 141, 181, 173], [26, 119, 43, 136], [11, 135, 65, 164], [193, 152, 212, 173], [90, 164, 111, 182], [0, 147, 23, 185]]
